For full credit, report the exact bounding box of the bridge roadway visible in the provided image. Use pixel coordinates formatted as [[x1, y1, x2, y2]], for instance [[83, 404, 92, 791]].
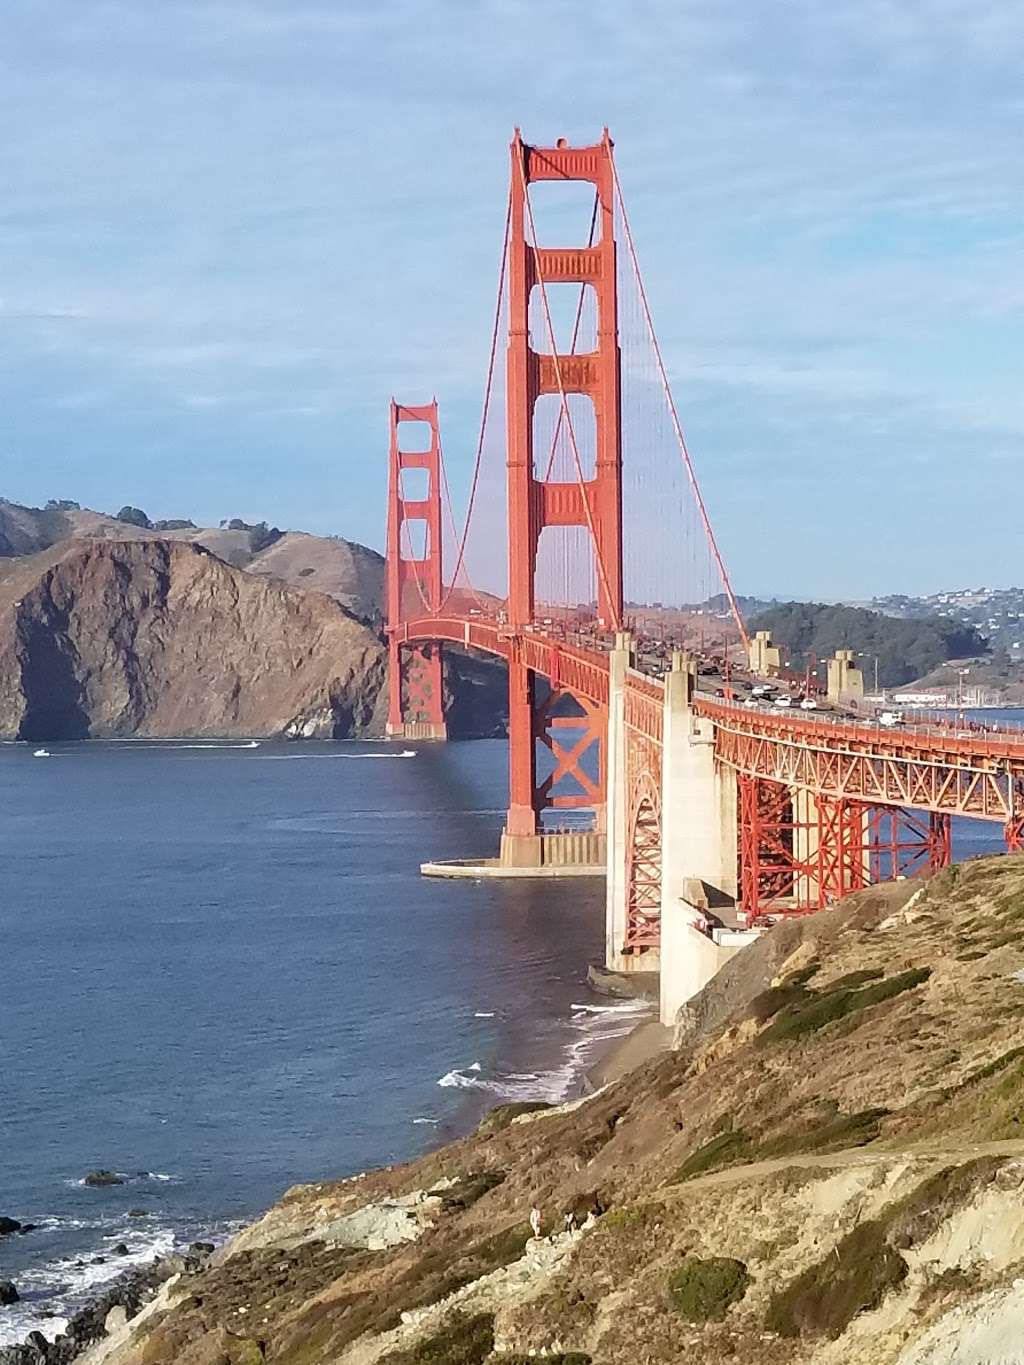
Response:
[[394, 613, 1024, 829]]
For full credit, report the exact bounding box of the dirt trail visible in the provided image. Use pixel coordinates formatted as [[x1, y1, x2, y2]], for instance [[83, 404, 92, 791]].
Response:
[[657, 1137, 1024, 1197]]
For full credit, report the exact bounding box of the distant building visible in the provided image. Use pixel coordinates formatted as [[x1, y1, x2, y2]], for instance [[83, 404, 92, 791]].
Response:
[[891, 688, 951, 705]]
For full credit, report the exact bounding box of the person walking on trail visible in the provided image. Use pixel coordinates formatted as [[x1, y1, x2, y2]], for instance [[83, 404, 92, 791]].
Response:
[[529, 1206, 543, 1240]]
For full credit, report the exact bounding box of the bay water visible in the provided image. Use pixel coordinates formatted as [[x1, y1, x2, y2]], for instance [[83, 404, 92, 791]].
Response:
[[0, 738, 641, 1345]]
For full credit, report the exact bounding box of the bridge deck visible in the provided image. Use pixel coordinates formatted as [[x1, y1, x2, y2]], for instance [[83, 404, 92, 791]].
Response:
[[394, 615, 1024, 826]]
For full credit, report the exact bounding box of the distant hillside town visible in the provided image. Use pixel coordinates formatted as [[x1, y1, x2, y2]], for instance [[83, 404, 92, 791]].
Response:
[[866, 586, 1024, 663]]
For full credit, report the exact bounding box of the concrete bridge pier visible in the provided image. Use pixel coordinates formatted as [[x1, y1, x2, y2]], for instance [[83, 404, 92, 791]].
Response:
[[658, 654, 749, 1026], [604, 633, 634, 974]]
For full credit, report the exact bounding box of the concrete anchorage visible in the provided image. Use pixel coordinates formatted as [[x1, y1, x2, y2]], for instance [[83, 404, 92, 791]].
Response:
[[656, 654, 755, 1025], [603, 648, 760, 1022]]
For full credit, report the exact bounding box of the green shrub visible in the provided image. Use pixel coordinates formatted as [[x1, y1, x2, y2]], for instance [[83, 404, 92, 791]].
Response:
[[766, 1219, 906, 1338], [758, 1107, 888, 1159], [477, 1102, 553, 1135], [758, 968, 931, 1045], [671, 1129, 751, 1182], [494, 1356, 591, 1364], [766, 1159, 1000, 1339], [825, 968, 885, 990], [379, 1312, 495, 1365], [439, 1170, 506, 1211], [668, 1256, 750, 1321]]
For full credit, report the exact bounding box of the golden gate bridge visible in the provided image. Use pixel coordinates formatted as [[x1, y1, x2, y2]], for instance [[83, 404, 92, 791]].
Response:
[[383, 129, 1024, 1021]]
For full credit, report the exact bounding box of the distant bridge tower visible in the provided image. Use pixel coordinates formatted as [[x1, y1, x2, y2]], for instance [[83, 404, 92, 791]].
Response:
[[386, 400, 447, 741], [501, 130, 623, 866]]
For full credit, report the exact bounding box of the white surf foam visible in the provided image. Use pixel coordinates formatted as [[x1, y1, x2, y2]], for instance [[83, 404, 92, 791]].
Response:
[[91, 741, 261, 750], [0, 1223, 176, 1347], [435, 998, 653, 1106]]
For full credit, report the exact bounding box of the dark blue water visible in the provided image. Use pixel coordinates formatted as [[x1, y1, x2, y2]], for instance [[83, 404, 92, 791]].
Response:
[[0, 738, 634, 1344]]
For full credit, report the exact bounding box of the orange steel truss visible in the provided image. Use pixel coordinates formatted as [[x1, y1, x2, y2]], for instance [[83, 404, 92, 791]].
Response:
[[623, 677, 664, 953], [624, 731, 662, 953], [703, 699, 1024, 824], [386, 400, 445, 735], [534, 687, 605, 815], [737, 773, 955, 923]]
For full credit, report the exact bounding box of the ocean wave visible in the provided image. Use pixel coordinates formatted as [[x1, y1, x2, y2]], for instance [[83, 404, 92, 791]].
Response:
[[0, 1224, 176, 1348], [569, 1000, 650, 1015], [435, 997, 654, 1106]]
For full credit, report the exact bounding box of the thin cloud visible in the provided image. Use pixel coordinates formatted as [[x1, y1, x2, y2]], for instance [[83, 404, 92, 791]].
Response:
[[0, 0, 1020, 596]]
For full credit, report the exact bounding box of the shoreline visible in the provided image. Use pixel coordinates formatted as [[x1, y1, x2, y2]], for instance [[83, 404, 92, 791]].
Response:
[[0, 965, 663, 1358]]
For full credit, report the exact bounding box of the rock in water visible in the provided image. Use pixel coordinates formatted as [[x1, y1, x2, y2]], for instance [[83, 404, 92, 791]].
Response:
[[84, 1170, 124, 1187], [0, 1280, 19, 1305], [0, 1217, 21, 1235]]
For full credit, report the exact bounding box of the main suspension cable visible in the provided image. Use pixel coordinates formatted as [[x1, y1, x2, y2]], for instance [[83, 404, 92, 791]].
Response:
[[434, 184, 514, 617], [608, 146, 750, 651]]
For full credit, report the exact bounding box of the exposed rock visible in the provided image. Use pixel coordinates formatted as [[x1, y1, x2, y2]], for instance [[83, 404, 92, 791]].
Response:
[[0, 1217, 22, 1235], [0, 540, 387, 740], [102, 1307, 127, 1336], [82, 1172, 124, 1188], [0, 1280, 19, 1305], [110, 1245, 129, 1258]]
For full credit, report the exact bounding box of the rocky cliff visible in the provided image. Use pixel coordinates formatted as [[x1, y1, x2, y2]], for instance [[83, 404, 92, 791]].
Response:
[[0, 539, 387, 740], [0, 499, 386, 620], [38, 853, 1024, 1365]]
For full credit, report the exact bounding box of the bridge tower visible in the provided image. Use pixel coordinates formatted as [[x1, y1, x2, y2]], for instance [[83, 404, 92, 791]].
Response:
[[386, 400, 447, 741], [501, 130, 623, 867]]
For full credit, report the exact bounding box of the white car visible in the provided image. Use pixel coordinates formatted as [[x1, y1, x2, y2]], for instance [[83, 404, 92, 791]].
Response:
[[878, 711, 903, 727], [774, 695, 793, 708], [800, 698, 818, 710]]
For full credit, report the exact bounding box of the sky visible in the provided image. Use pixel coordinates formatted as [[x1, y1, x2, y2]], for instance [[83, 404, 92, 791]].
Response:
[[0, 0, 1021, 599]]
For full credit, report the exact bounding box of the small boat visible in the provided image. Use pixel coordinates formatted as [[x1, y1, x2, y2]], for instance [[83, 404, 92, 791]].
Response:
[[400, 749, 417, 758], [33, 748, 50, 758]]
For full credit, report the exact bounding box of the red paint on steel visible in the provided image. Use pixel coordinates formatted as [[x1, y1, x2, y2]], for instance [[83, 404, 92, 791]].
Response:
[[386, 400, 445, 733], [738, 776, 956, 924], [501, 131, 624, 838]]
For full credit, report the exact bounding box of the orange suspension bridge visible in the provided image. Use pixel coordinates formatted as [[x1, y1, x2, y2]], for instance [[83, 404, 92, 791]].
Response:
[[383, 130, 1024, 1020]]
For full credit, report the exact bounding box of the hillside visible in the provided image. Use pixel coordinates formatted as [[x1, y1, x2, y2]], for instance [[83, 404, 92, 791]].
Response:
[[0, 539, 388, 740], [750, 601, 989, 688], [0, 499, 385, 621], [40, 853, 1024, 1365]]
